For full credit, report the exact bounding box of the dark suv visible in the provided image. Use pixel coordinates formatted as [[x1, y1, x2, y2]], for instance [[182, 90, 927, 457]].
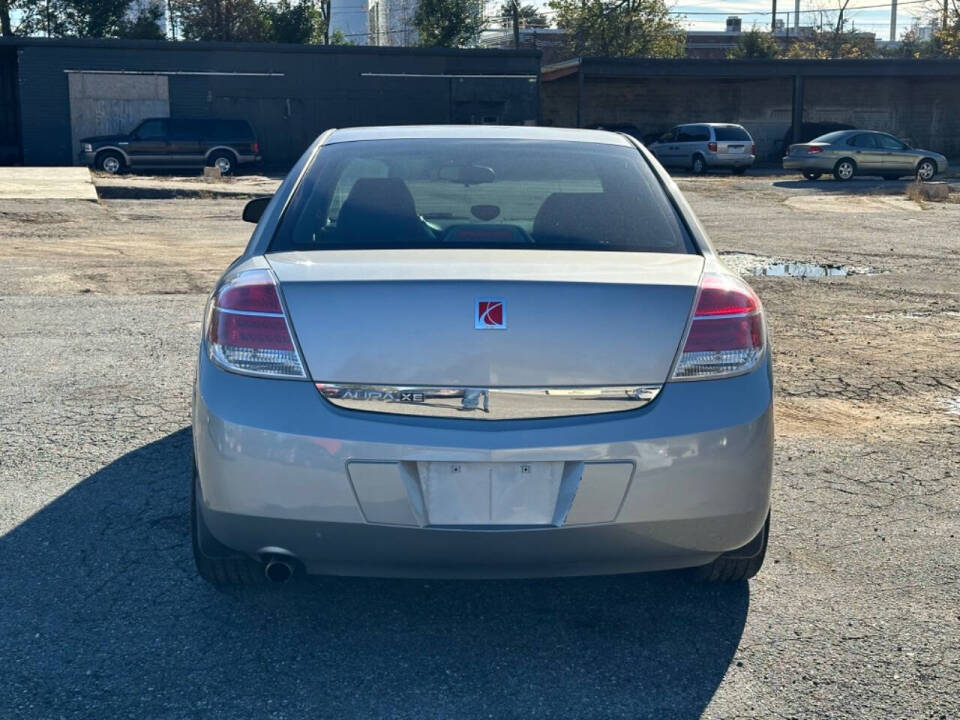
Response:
[[79, 117, 261, 175]]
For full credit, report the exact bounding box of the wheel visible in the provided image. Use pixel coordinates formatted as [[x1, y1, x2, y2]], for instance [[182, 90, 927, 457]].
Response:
[[916, 158, 937, 181], [802, 169, 822, 181], [695, 512, 769, 582], [208, 151, 236, 176], [96, 151, 124, 174], [191, 462, 266, 586], [731, 166, 746, 176], [691, 154, 707, 175], [832, 159, 856, 181]]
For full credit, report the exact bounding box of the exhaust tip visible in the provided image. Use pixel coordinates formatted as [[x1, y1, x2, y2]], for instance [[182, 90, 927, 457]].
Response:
[[264, 558, 294, 584]]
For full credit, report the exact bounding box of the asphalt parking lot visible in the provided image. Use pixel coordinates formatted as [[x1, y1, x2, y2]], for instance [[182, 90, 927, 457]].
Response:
[[1, 170, 958, 719]]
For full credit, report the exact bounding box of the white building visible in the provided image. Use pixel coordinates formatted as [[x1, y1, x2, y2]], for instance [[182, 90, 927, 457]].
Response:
[[329, 0, 373, 44]]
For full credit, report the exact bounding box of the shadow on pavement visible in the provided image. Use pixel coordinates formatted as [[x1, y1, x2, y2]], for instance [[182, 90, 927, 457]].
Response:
[[0, 429, 749, 719], [772, 177, 913, 193]]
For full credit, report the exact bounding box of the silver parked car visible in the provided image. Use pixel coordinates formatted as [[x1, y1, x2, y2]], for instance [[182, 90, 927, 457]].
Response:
[[782, 129, 948, 181], [649, 123, 756, 175], [192, 126, 773, 586]]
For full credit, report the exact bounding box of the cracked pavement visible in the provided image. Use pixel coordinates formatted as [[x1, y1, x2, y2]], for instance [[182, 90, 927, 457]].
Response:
[[0, 173, 957, 718]]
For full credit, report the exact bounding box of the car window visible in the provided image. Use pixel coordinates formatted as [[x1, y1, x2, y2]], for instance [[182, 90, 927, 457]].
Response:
[[135, 119, 166, 140], [847, 134, 877, 148], [677, 126, 697, 142], [875, 134, 906, 150], [269, 139, 694, 255], [691, 125, 711, 142], [167, 119, 197, 140], [714, 126, 751, 142]]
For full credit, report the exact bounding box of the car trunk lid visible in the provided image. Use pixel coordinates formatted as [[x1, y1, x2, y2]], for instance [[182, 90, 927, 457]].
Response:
[[268, 249, 704, 387]]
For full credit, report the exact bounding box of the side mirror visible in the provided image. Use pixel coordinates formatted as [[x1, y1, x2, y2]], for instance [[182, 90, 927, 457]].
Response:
[[243, 196, 272, 224]]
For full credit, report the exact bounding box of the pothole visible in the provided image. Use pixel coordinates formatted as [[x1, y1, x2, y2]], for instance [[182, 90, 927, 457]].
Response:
[[719, 252, 879, 278]]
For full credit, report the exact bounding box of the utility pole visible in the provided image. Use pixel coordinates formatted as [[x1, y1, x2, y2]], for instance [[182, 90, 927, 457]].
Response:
[[944, 0, 949, 30], [794, 0, 800, 31], [771, 0, 777, 33], [511, 0, 520, 49], [889, 0, 897, 40]]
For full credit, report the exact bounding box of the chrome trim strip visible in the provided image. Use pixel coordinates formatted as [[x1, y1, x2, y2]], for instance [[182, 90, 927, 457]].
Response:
[[316, 383, 662, 420], [213, 307, 285, 318]]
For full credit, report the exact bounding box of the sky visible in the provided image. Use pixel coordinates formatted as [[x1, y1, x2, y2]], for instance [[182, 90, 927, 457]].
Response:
[[531, 0, 941, 40]]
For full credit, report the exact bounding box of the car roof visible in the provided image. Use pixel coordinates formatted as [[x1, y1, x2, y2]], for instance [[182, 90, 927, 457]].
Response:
[[326, 125, 634, 146]]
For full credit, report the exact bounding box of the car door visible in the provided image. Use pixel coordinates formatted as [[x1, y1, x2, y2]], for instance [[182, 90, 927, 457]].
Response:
[[125, 119, 169, 167], [166, 119, 203, 168], [844, 133, 882, 174], [671, 125, 698, 167], [874, 133, 915, 175], [652, 127, 678, 166]]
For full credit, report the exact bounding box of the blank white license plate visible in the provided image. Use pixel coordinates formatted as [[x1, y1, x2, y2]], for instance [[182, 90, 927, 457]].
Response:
[[725, 145, 745, 153], [419, 461, 564, 526]]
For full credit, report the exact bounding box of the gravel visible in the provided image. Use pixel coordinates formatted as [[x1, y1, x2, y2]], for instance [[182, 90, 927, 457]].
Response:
[[0, 172, 957, 719]]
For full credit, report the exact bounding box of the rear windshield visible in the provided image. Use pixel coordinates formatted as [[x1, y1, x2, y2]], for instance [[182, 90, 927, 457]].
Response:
[[267, 139, 694, 254], [811, 131, 848, 144], [713, 126, 751, 141]]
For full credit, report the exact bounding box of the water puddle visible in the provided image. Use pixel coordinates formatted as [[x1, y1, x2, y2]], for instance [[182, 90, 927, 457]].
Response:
[[943, 396, 960, 416], [720, 252, 878, 278]]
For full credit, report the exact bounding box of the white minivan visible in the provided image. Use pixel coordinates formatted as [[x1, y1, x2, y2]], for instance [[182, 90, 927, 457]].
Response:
[[650, 123, 755, 175]]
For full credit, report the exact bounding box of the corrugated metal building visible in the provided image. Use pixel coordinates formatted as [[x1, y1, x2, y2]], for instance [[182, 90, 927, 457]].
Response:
[[0, 38, 540, 167]]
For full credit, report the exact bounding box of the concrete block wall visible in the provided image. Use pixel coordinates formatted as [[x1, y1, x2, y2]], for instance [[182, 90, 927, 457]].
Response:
[[542, 76, 793, 161], [804, 77, 960, 158], [542, 72, 960, 162]]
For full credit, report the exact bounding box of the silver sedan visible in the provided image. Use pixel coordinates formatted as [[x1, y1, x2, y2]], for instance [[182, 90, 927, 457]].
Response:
[[783, 129, 948, 181], [191, 126, 774, 586]]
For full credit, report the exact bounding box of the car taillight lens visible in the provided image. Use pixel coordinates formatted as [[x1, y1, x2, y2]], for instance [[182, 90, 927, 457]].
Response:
[[707, 141, 717, 152], [205, 268, 306, 379], [671, 273, 765, 380], [750, 143, 755, 155], [252, 141, 259, 153], [808, 146, 823, 154]]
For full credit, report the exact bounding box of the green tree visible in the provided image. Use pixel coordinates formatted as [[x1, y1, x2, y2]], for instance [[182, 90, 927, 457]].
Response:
[[728, 28, 779, 58], [171, 0, 267, 41], [17, 0, 133, 37], [498, 1, 547, 29], [118, 2, 167, 39], [413, 0, 484, 47], [933, 1, 960, 57], [549, 0, 685, 58], [328, 28, 354, 44], [261, 0, 328, 43]]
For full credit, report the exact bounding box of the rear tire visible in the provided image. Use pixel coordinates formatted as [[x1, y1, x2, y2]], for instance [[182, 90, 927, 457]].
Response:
[[695, 512, 769, 583], [191, 462, 266, 586], [691, 154, 707, 175], [833, 158, 856, 181], [96, 151, 124, 174], [916, 158, 937, 181], [802, 170, 822, 181]]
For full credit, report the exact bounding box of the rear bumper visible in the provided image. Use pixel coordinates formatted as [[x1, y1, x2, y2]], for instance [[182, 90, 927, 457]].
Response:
[[193, 355, 774, 578], [706, 153, 754, 168]]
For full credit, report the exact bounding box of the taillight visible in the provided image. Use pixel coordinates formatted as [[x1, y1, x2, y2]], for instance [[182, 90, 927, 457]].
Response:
[[707, 141, 717, 152], [671, 273, 765, 380], [205, 268, 306, 378], [750, 143, 756, 155], [808, 146, 823, 154], [252, 141, 259, 153]]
